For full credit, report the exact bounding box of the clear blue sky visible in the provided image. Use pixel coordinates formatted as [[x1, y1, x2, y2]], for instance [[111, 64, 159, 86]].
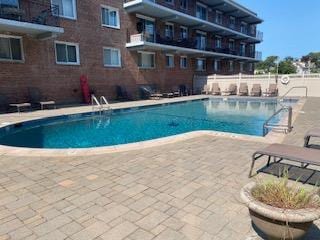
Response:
[[237, 0, 320, 60]]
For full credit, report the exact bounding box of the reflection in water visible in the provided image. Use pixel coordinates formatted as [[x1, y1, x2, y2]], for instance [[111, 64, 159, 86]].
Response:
[[249, 101, 261, 110]]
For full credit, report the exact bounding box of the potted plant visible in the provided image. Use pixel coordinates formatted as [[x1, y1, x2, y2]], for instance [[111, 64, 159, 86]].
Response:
[[240, 175, 320, 239]]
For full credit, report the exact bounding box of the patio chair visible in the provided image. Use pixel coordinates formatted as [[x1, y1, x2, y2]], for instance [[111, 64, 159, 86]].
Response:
[[115, 85, 129, 101], [263, 83, 278, 97], [172, 86, 181, 97], [201, 84, 211, 95], [250, 84, 262, 97], [9, 102, 31, 113], [304, 128, 320, 149], [162, 92, 174, 98], [211, 83, 221, 95], [238, 83, 248, 96], [222, 84, 237, 96], [28, 87, 56, 110], [139, 85, 163, 100], [179, 85, 189, 96], [249, 143, 320, 177]]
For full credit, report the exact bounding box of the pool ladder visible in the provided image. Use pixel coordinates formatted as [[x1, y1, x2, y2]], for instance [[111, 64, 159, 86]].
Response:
[[91, 94, 111, 114], [263, 86, 308, 136]]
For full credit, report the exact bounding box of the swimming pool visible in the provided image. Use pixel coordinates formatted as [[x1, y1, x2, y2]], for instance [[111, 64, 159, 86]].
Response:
[[0, 98, 296, 149]]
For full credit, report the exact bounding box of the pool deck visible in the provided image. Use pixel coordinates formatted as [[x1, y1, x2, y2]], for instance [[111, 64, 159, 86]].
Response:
[[0, 97, 319, 240]]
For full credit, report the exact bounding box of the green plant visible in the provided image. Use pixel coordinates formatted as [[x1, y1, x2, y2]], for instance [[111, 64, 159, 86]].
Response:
[[252, 172, 320, 210]]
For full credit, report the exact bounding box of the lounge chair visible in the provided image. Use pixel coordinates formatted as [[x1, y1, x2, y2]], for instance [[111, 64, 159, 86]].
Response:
[[250, 84, 262, 97], [211, 83, 221, 95], [139, 86, 163, 100], [9, 102, 31, 113], [263, 83, 278, 97], [28, 87, 56, 110], [304, 128, 320, 148], [172, 87, 181, 97], [162, 92, 174, 98], [116, 85, 129, 101], [238, 83, 248, 96], [201, 84, 211, 95], [222, 84, 237, 96], [179, 85, 189, 96], [249, 143, 320, 177]]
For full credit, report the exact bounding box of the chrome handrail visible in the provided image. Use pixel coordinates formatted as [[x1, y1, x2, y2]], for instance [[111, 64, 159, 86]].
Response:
[[278, 86, 308, 101], [263, 106, 293, 136]]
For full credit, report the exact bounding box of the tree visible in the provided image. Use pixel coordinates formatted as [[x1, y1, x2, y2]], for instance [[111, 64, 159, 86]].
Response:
[[301, 52, 320, 73], [255, 56, 279, 74], [278, 58, 297, 74]]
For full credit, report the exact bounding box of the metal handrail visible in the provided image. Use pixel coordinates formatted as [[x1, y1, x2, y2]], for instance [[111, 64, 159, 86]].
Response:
[[91, 94, 101, 111], [263, 106, 293, 136], [278, 86, 308, 101], [100, 96, 111, 110]]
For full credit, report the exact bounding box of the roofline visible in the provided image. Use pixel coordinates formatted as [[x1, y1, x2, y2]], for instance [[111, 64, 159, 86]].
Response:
[[224, 0, 263, 23]]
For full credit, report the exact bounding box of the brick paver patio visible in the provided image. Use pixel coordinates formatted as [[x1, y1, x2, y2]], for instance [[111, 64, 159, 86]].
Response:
[[0, 98, 319, 240]]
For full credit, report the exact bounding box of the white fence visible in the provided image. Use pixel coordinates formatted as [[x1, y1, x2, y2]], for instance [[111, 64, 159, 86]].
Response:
[[194, 73, 320, 97]]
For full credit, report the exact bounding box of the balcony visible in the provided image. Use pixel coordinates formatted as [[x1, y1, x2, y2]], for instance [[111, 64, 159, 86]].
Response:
[[0, 0, 64, 40], [126, 33, 261, 62], [123, 0, 263, 43]]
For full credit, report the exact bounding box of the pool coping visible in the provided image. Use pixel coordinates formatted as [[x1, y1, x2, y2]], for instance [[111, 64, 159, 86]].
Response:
[[0, 96, 306, 157]]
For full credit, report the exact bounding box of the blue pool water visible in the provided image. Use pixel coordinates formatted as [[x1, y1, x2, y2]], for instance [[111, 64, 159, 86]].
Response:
[[0, 98, 296, 149]]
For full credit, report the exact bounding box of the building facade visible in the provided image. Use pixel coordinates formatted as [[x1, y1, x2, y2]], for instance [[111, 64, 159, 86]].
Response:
[[0, 0, 263, 103]]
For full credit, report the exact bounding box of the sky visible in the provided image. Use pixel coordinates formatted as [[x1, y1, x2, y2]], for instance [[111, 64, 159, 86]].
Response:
[[237, 0, 320, 60]]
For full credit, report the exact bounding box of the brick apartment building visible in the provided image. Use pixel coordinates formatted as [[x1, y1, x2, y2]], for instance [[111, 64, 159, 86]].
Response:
[[0, 0, 263, 103]]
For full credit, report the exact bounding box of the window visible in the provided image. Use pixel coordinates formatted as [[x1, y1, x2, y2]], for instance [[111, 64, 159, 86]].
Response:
[[0, 0, 19, 8], [240, 43, 246, 56], [196, 58, 206, 71], [0, 35, 23, 62], [215, 11, 223, 24], [196, 3, 207, 20], [180, 26, 188, 40], [240, 62, 244, 72], [101, 5, 120, 29], [213, 60, 221, 72], [180, 0, 187, 10], [240, 21, 248, 34], [103, 47, 121, 67], [165, 23, 174, 39], [136, 16, 155, 42], [166, 54, 174, 68], [196, 31, 206, 50], [215, 36, 222, 49], [229, 16, 236, 29], [248, 63, 253, 72], [51, 0, 76, 19], [228, 39, 235, 51], [250, 24, 256, 35], [165, 0, 174, 4], [180, 56, 187, 69], [138, 51, 155, 68], [228, 60, 234, 72], [55, 41, 79, 65]]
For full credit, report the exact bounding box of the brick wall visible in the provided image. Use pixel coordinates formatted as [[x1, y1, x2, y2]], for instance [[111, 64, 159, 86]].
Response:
[[0, 0, 257, 104]]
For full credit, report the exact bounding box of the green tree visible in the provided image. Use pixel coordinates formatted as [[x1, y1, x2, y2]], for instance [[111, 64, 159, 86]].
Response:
[[255, 56, 279, 74], [278, 58, 297, 74], [301, 52, 320, 73]]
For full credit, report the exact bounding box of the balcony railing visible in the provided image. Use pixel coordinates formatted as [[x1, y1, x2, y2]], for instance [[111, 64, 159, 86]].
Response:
[[124, 0, 263, 42], [0, 0, 60, 27], [128, 32, 259, 60]]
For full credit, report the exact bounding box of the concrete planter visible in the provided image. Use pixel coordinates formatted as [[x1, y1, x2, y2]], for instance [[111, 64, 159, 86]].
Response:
[[240, 182, 320, 240]]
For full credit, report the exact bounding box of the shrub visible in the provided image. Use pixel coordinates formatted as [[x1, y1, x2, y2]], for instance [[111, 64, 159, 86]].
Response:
[[252, 174, 320, 210]]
